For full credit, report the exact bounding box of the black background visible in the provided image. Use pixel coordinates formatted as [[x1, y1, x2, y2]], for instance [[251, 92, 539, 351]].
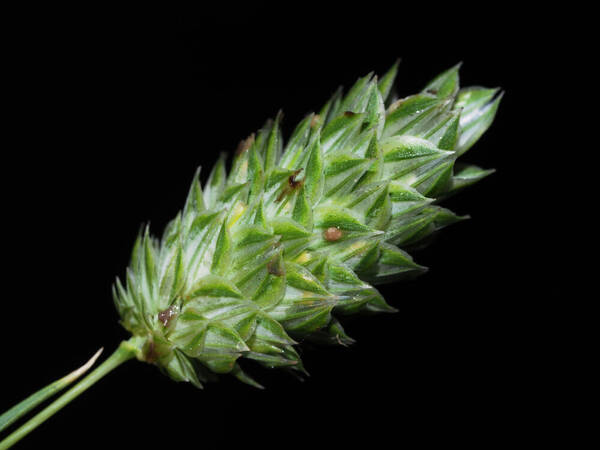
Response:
[[2, 3, 559, 448]]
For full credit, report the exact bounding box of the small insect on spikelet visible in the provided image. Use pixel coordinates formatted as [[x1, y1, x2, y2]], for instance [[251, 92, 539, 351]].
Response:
[[0, 61, 502, 448]]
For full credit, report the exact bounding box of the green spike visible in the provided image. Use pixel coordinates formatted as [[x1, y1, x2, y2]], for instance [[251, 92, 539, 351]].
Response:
[[365, 80, 386, 138], [183, 167, 205, 217], [378, 59, 400, 103], [203, 153, 227, 208], [231, 364, 264, 389], [264, 111, 283, 173], [383, 93, 441, 138], [318, 86, 343, 126], [321, 111, 365, 154], [339, 72, 374, 113], [303, 134, 324, 205], [423, 62, 462, 99], [454, 87, 503, 155], [445, 164, 496, 197], [280, 114, 314, 169]]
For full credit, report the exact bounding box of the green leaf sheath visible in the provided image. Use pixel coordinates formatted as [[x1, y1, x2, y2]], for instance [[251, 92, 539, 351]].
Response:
[[0, 340, 140, 450], [112, 63, 502, 387], [0, 349, 103, 433]]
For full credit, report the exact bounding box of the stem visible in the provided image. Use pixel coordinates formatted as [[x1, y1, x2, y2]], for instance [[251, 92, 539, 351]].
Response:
[[0, 339, 140, 450], [0, 348, 104, 433]]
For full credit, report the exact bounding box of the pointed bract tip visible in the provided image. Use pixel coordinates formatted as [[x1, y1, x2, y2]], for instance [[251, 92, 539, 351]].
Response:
[[296, 367, 310, 377], [336, 334, 356, 347], [242, 376, 265, 390], [64, 347, 104, 383], [235, 134, 255, 155], [232, 365, 265, 389], [310, 113, 320, 128]]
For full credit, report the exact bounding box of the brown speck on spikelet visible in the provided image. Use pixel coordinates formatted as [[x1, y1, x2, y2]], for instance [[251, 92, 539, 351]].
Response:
[[344, 111, 356, 117], [288, 168, 303, 188], [276, 168, 304, 202], [324, 227, 343, 242], [267, 256, 283, 276], [143, 339, 158, 363], [158, 306, 177, 327]]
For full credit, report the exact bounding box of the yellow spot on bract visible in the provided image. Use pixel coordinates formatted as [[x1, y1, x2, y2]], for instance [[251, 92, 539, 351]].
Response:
[[296, 251, 311, 264], [228, 201, 246, 228], [239, 159, 248, 179], [349, 241, 365, 251]]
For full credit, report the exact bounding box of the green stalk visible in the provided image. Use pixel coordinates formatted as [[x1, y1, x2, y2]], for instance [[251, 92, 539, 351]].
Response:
[[0, 338, 141, 450], [0, 348, 104, 433]]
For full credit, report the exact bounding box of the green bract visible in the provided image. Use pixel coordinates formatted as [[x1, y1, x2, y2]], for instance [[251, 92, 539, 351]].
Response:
[[113, 62, 502, 388]]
